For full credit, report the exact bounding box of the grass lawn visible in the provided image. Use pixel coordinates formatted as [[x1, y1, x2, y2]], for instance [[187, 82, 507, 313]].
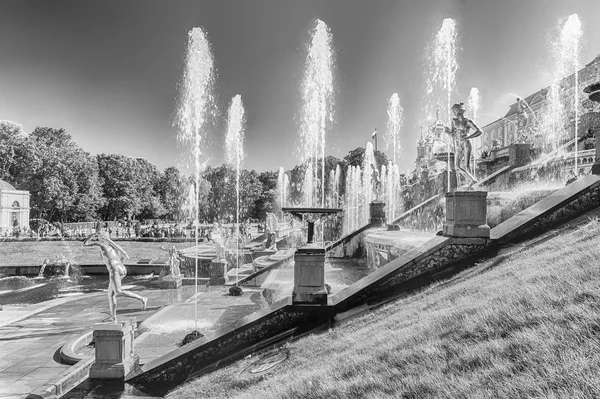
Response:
[[170, 218, 600, 399], [0, 240, 193, 266]]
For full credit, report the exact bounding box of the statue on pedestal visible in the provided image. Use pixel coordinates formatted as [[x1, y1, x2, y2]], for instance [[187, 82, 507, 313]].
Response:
[[209, 222, 226, 260], [165, 245, 182, 277], [445, 102, 482, 187], [84, 231, 147, 322], [370, 164, 381, 200]]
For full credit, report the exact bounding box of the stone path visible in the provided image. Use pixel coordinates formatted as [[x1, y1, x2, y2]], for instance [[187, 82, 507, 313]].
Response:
[[0, 283, 198, 399]]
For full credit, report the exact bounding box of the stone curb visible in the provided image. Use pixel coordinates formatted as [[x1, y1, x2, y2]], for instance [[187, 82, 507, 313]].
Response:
[[21, 356, 95, 399], [59, 331, 94, 365]]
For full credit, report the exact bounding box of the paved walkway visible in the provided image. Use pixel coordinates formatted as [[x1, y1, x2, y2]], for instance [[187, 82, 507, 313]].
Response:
[[0, 281, 198, 399]]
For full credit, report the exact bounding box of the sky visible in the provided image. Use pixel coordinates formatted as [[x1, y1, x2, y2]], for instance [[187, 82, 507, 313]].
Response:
[[1, 0, 600, 175]]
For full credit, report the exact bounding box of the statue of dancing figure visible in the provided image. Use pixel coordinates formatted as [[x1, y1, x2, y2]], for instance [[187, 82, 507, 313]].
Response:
[[84, 231, 147, 322], [445, 102, 483, 187]]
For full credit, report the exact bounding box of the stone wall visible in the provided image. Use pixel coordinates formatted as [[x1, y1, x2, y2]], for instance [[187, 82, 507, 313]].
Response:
[[128, 299, 334, 386]]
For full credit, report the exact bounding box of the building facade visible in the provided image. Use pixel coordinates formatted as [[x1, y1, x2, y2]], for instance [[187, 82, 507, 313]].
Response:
[[480, 53, 600, 156], [0, 179, 31, 235]]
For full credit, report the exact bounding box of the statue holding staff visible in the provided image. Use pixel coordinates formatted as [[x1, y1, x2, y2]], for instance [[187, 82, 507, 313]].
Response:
[[84, 231, 147, 322]]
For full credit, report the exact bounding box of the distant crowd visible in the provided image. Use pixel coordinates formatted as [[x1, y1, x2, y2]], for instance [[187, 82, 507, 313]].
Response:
[[4, 219, 259, 242]]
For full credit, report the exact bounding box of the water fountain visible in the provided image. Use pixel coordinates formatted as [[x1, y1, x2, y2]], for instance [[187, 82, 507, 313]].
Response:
[[277, 166, 287, 214], [299, 19, 334, 208], [426, 18, 458, 191], [174, 27, 216, 327], [385, 93, 403, 167], [225, 94, 246, 289], [468, 87, 481, 172]]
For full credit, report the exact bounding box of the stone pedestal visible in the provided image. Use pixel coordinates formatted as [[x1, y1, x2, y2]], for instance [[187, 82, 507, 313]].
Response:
[[209, 259, 226, 285], [592, 130, 600, 175], [160, 274, 183, 289], [443, 191, 490, 238], [369, 201, 386, 227], [90, 319, 138, 380], [292, 246, 327, 305]]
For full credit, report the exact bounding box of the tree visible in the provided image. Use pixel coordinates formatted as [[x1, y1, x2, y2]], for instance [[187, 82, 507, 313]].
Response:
[[202, 165, 263, 222], [19, 127, 104, 222], [135, 158, 165, 220], [0, 120, 27, 184], [97, 154, 165, 221], [159, 166, 186, 221], [343, 147, 389, 170], [252, 170, 278, 219]]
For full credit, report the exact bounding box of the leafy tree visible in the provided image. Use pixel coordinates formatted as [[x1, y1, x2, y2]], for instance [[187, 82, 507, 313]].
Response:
[[343, 147, 389, 170], [135, 158, 165, 220], [252, 170, 278, 219], [19, 127, 103, 222], [97, 154, 164, 220], [202, 165, 263, 222], [0, 120, 27, 184]]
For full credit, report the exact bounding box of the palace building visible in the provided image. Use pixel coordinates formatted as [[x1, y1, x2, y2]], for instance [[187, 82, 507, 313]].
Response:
[[0, 179, 30, 235], [479, 53, 600, 161]]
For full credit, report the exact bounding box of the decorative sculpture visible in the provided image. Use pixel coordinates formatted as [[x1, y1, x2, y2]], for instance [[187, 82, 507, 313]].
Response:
[[84, 231, 147, 322], [370, 164, 381, 199], [445, 102, 483, 187], [38, 253, 71, 277], [161, 245, 182, 277], [209, 222, 226, 260]]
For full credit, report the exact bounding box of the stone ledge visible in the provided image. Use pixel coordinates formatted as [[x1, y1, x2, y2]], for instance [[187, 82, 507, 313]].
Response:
[[24, 356, 95, 399]]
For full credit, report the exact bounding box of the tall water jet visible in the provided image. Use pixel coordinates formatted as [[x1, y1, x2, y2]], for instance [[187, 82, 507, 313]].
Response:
[[333, 164, 341, 208], [362, 142, 376, 224], [225, 94, 245, 285], [299, 19, 335, 207], [468, 87, 480, 173], [174, 27, 215, 328], [304, 162, 314, 207], [277, 167, 287, 212], [544, 14, 583, 158], [385, 93, 404, 166], [427, 18, 458, 190], [560, 14, 582, 173], [328, 169, 336, 207]]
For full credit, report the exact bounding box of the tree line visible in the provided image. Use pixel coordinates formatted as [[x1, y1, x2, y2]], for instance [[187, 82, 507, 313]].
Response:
[[0, 121, 389, 224]]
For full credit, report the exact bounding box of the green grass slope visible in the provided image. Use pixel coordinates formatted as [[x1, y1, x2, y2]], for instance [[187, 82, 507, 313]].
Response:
[[170, 218, 600, 399]]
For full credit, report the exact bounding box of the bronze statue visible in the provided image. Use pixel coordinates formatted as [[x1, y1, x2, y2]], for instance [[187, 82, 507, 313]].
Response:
[[445, 102, 482, 187], [84, 231, 147, 322]]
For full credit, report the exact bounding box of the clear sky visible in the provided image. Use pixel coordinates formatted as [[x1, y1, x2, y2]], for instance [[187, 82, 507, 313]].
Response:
[[1, 0, 600, 174]]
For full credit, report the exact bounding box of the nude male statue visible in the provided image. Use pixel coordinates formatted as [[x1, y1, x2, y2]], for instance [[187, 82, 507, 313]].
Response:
[[445, 102, 483, 187], [84, 231, 147, 322]]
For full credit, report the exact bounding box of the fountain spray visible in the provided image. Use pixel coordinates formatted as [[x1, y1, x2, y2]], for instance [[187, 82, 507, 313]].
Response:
[[468, 87, 480, 174], [559, 15, 582, 174], [225, 95, 245, 286], [300, 19, 334, 209], [174, 27, 215, 328], [430, 19, 458, 191], [386, 93, 404, 167]]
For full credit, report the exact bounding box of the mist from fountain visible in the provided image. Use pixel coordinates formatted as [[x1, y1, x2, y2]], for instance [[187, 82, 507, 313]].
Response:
[[174, 27, 216, 328], [225, 94, 246, 286], [299, 19, 334, 208]]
